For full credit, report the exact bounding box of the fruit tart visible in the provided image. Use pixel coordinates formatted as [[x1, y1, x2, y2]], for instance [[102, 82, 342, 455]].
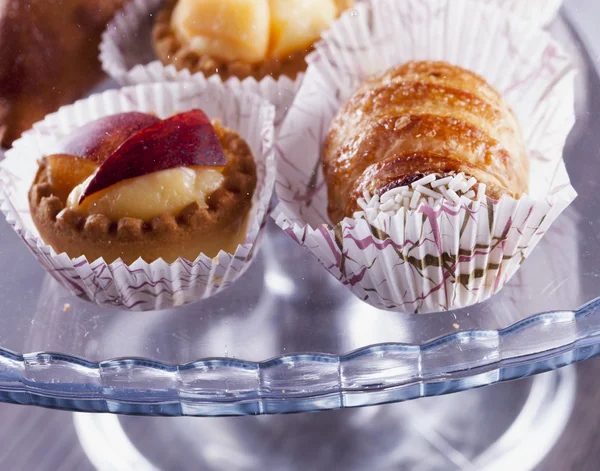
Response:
[[29, 110, 257, 264], [152, 0, 354, 81]]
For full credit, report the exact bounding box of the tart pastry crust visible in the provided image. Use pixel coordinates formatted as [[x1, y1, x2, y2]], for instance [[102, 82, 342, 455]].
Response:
[[29, 124, 257, 264]]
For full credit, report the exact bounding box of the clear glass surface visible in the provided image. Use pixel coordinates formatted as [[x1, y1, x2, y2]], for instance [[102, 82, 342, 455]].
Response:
[[0, 10, 598, 416], [74, 369, 576, 471]]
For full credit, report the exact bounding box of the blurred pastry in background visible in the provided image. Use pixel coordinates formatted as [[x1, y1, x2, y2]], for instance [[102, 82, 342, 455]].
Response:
[[152, 0, 354, 81], [0, 0, 128, 147]]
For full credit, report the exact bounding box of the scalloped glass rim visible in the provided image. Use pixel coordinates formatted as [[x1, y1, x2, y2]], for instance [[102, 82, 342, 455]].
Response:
[[0, 297, 597, 416]]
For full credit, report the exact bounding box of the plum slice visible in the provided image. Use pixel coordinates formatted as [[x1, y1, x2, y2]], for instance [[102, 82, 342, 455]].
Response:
[[59, 112, 160, 164], [79, 110, 226, 203]]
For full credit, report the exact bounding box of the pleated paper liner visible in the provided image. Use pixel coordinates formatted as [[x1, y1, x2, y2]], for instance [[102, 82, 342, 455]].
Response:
[[0, 81, 275, 311], [273, 0, 577, 313], [100, 0, 302, 129], [355, 0, 562, 27], [480, 0, 562, 27]]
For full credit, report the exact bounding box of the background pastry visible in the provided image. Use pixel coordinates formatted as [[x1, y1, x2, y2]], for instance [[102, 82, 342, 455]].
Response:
[[323, 61, 530, 223], [152, 0, 354, 80], [0, 0, 128, 147]]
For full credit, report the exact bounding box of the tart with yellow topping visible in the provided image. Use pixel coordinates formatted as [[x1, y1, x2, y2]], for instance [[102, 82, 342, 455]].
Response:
[[152, 0, 354, 81], [29, 110, 257, 264]]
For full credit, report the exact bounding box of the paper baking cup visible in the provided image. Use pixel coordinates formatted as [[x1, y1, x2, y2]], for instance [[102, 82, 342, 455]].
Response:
[[100, 0, 301, 129], [484, 0, 562, 27], [355, 0, 562, 28], [0, 81, 275, 311], [273, 0, 577, 313]]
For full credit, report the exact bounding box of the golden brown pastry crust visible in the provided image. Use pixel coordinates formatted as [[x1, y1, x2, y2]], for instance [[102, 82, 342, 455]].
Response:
[[152, 0, 353, 81], [29, 124, 257, 264], [0, 0, 128, 147], [323, 61, 529, 223]]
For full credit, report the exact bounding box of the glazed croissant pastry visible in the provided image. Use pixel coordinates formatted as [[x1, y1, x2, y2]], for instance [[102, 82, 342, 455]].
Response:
[[323, 61, 529, 223]]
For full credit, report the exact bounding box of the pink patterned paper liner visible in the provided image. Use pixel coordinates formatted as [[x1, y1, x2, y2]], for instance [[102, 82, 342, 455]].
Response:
[[100, 0, 302, 129], [0, 82, 275, 311], [273, 0, 577, 313]]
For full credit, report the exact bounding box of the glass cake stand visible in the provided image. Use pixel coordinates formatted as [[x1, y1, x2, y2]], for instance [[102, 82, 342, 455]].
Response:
[[0, 4, 598, 422]]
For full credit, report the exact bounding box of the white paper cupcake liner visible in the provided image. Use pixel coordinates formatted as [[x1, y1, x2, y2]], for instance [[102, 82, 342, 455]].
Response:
[[100, 0, 302, 129], [355, 0, 562, 28], [273, 0, 577, 313], [0, 81, 275, 311], [484, 0, 562, 27]]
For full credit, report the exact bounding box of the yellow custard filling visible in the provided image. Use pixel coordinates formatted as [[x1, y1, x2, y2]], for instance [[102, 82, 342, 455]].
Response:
[[67, 166, 224, 221]]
